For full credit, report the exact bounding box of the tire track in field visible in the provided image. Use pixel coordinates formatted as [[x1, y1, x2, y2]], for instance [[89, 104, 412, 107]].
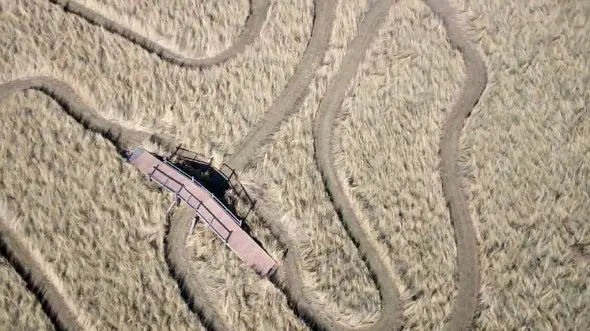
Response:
[[423, 0, 487, 329], [0, 77, 213, 330], [228, 0, 335, 170], [309, 0, 402, 329], [0, 211, 89, 331], [165, 205, 229, 331], [49, 0, 269, 66], [156, 0, 338, 328], [229, 0, 400, 329]]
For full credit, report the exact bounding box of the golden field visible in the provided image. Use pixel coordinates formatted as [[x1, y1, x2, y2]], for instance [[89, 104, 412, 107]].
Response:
[[0, 0, 587, 330]]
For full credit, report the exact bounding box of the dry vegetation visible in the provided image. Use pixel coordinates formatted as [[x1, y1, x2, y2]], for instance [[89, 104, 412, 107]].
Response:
[[235, 0, 387, 327], [87, 0, 250, 57], [333, 1, 465, 328], [0, 91, 205, 329], [0, 253, 54, 330], [458, 0, 590, 329], [1, 0, 588, 330], [172, 203, 305, 331]]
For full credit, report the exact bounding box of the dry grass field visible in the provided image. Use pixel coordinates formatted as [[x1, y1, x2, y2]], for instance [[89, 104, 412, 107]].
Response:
[[0, 0, 588, 330], [458, 0, 590, 329], [0, 253, 54, 330]]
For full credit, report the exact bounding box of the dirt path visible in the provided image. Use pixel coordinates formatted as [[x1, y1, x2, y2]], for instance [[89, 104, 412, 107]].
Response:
[[227, 0, 335, 170], [49, 0, 270, 66], [310, 0, 401, 329], [423, 0, 487, 330], [0, 210, 89, 331], [165, 205, 230, 331], [0, 77, 175, 152]]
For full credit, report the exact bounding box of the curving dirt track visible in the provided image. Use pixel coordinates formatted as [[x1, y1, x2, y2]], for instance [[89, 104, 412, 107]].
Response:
[[423, 0, 487, 329], [0, 77, 175, 152], [165, 205, 230, 331], [231, 0, 403, 329], [309, 0, 401, 329], [227, 0, 335, 170], [49, 0, 270, 67], [0, 211, 88, 331], [309, 0, 487, 329]]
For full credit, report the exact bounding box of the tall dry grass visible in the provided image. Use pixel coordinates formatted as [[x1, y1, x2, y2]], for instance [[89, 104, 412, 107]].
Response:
[[0, 256, 54, 330], [1, 201, 94, 330], [0, 90, 205, 330], [456, 0, 590, 329], [87, 0, 250, 57], [183, 215, 306, 330], [332, 0, 466, 329]]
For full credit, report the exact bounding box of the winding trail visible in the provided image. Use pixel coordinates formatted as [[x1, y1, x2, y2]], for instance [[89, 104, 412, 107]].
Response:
[[165, 205, 230, 331], [0, 77, 213, 330], [309, 0, 402, 330], [49, 0, 270, 66], [228, 0, 335, 170], [0, 215, 88, 331], [423, 0, 487, 329], [226, 0, 405, 329]]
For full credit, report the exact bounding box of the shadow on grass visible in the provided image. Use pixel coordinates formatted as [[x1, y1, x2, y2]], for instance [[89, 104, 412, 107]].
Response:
[[0, 235, 68, 331]]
